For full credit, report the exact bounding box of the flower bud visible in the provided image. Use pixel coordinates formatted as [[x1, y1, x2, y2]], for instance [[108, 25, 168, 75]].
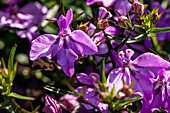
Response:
[[59, 95, 79, 111], [138, 19, 145, 25], [118, 16, 128, 28], [121, 85, 132, 96], [79, 25, 88, 33], [131, 2, 144, 13], [97, 19, 109, 30], [2, 68, 8, 75], [42, 95, 62, 113], [100, 92, 109, 102], [151, 13, 158, 23]]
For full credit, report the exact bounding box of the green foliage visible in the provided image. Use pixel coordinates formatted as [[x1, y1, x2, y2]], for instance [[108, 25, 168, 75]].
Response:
[[8, 93, 35, 100]]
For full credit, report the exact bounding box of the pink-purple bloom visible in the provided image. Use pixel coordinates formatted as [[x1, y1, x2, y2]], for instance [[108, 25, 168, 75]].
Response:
[[0, 1, 47, 41], [30, 9, 98, 77], [141, 69, 170, 113], [59, 95, 80, 111], [107, 49, 170, 102], [86, 0, 116, 7], [42, 95, 62, 113], [76, 73, 108, 113]]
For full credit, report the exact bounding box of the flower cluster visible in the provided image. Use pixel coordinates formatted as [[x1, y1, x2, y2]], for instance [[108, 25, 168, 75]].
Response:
[[0, 0, 170, 113]]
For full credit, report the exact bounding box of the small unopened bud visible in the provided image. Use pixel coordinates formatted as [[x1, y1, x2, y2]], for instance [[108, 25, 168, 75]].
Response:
[[59, 95, 80, 111], [100, 92, 109, 102], [121, 85, 132, 96], [138, 19, 145, 25], [97, 19, 109, 30], [151, 13, 158, 22], [118, 16, 128, 28], [79, 25, 88, 33], [131, 2, 144, 13], [2, 68, 8, 75]]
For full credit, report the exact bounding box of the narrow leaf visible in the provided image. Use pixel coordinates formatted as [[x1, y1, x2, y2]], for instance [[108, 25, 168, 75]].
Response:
[[8, 44, 17, 75], [1, 58, 6, 68], [32, 105, 41, 113], [73, 12, 85, 22], [101, 59, 106, 84], [8, 93, 35, 100], [61, 2, 66, 16], [150, 27, 170, 33], [130, 79, 135, 89], [81, 86, 87, 97], [116, 96, 143, 108]]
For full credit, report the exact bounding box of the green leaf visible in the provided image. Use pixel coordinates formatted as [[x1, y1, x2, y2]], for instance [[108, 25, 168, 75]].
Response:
[[108, 33, 148, 43], [81, 86, 87, 97], [150, 27, 170, 33], [110, 84, 115, 99], [8, 93, 35, 100], [8, 44, 17, 75], [101, 59, 106, 84], [1, 58, 6, 68], [32, 105, 41, 113], [115, 96, 143, 108], [44, 85, 71, 95], [151, 6, 159, 14], [73, 12, 85, 22], [61, 2, 66, 16], [12, 62, 17, 82], [130, 79, 135, 89]]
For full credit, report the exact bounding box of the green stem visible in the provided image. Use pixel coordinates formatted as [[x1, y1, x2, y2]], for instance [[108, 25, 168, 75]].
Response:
[[149, 36, 161, 54]]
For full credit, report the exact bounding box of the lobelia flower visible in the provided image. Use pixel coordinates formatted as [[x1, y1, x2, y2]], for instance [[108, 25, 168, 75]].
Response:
[[42, 95, 62, 113], [59, 95, 80, 112], [107, 49, 170, 102], [76, 73, 108, 113], [30, 9, 98, 77], [141, 69, 170, 113], [86, 0, 116, 7], [0, 1, 47, 42], [88, 7, 121, 55]]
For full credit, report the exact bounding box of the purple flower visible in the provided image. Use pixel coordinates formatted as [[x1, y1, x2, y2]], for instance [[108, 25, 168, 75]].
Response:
[[88, 7, 121, 54], [107, 49, 170, 102], [0, 2, 47, 41], [76, 73, 108, 113], [30, 9, 98, 77], [86, 0, 116, 7], [42, 95, 62, 113], [59, 95, 80, 111], [141, 69, 170, 113]]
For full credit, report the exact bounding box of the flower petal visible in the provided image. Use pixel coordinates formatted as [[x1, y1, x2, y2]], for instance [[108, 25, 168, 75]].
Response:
[[132, 53, 170, 69], [133, 71, 153, 102], [66, 9, 73, 27], [76, 73, 94, 85], [69, 30, 98, 55], [57, 41, 78, 77], [107, 68, 124, 94], [29, 34, 59, 60], [57, 15, 66, 30]]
